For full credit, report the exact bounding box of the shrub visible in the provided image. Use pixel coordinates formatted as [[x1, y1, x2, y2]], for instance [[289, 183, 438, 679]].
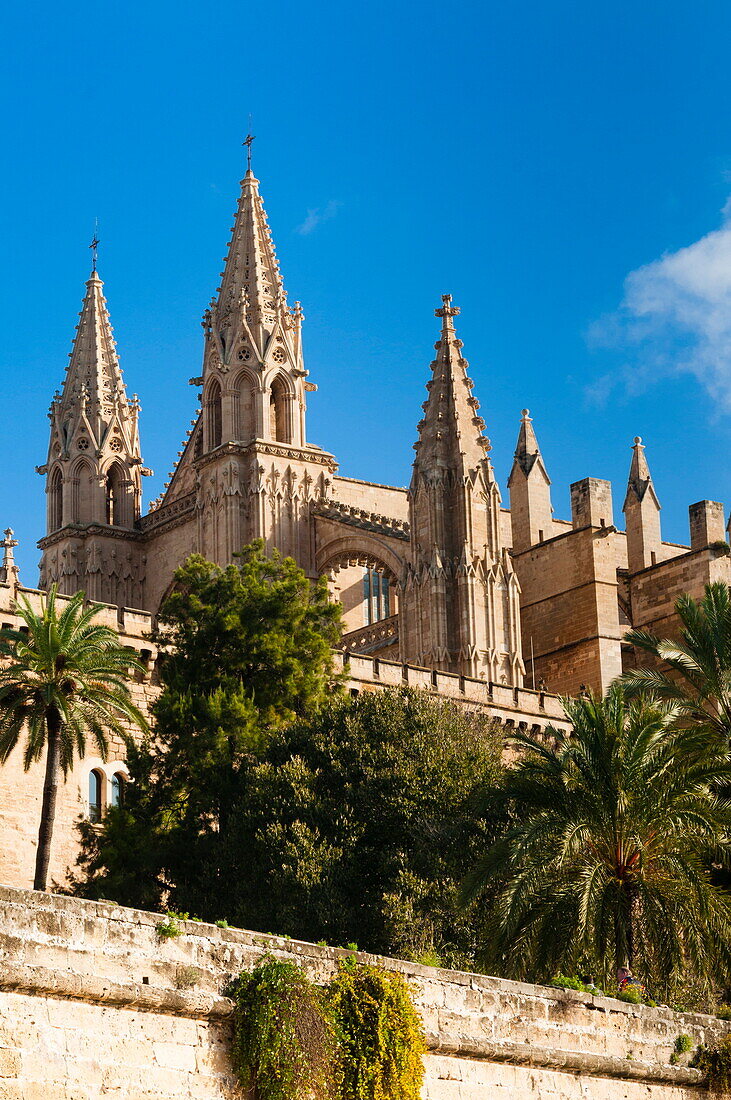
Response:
[[618, 987, 642, 1005], [155, 911, 188, 939], [231, 957, 337, 1100], [675, 1034, 694, 1054], [549, 975, 604, 996], [692, 1035, 731, 1094], [718, 1005, 731, 1021], [328, 961, 425, 1100], [174, 965, 201, 990]]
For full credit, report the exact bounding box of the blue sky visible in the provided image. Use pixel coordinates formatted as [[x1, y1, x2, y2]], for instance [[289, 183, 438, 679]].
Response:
[[3, 1, 731, 578]]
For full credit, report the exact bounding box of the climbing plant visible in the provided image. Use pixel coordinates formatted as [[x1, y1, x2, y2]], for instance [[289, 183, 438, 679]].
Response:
[[328, 960, 426, 1100], [231, 957, 338, 1100]]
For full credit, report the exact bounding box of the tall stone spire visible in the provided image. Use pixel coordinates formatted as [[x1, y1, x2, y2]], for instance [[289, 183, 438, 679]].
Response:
[[38, 268, 148, 607], [623, 436, 662, 572], [199, 167, 310, 452], [189, 159, 334, 574], [508, 409, 553, 553], [400, 296, 524, 685], [412, 294, 493, 483], [48, 270, 142, 471]]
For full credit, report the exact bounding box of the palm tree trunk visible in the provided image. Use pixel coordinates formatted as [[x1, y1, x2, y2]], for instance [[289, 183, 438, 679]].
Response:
[[34, 708, 62, 891]]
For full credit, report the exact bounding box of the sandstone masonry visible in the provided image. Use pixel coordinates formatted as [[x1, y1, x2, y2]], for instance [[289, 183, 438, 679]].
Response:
[[0, 885, 727, 1099]]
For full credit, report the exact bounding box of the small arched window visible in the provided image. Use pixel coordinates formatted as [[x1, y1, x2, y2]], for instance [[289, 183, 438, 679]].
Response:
[[269, 377, 290, 444], [236, 373, 255, 442], [105, 464, 127, 526], [207, 380, 222, 450], [88, 769, 103, 823], [49, 468, 63, 531], [110, 772, 126, 808]]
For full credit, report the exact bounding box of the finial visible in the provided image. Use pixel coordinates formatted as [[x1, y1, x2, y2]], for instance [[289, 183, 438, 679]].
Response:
[[435, 293, 460, 320], [633, 436, 643, 446], [89, 218, 100, 273], [0, 528, 20, 587], [243, 130, 256, 172], [522, 408, 530, 419]]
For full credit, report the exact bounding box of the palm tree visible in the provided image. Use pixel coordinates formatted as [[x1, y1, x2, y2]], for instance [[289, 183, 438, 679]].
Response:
[[0, 586, 148, 890], [623, 581, 731, 745], [462, 685, 731, 992]]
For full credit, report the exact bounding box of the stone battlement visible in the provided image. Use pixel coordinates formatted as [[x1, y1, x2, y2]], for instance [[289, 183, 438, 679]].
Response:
[[0, 884, 726, 1098]]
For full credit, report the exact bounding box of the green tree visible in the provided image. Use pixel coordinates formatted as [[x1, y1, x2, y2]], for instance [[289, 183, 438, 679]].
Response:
[[77, 687, 502, 966], [623, 581, 731, 745], [74, 541, 342, 913], [0, 586, 147, 890], [462, 684, 731, 993]]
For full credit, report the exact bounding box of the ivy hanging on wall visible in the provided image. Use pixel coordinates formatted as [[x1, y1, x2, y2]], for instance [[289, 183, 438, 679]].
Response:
[[328, 959, 426, 1100], [230, 955, 426, 1100], [231, 956, 338, 1100]]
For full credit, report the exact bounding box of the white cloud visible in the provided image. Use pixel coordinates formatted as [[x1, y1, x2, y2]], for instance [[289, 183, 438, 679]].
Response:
[[588, 198, 731, 409], [295, 199, 341, 236]]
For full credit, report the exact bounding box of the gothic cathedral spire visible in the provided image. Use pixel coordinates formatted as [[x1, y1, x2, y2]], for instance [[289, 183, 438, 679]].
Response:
[[38, 269, 148, 606], [200, 168, 309, 452], [400, 296, 524, 685], [192, 160, 335, 571]]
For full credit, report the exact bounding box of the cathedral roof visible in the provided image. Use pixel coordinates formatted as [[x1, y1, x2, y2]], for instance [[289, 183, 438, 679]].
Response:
[[412, 295, 494, 483]]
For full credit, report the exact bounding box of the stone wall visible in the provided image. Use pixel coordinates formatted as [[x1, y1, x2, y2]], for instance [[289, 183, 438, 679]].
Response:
[[0, 885, 726, 1098]]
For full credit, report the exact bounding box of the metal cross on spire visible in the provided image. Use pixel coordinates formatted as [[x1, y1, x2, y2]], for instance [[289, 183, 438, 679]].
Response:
[[243, 131, 256, 171], [89, 218, 100, 273]]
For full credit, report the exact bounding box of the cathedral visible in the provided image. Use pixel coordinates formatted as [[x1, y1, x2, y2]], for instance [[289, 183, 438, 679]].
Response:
[[35, 157, 731, 700], [1, 153, 730, 890]]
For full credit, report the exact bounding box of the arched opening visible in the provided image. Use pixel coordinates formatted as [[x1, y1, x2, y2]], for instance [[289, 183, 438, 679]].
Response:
[[236, 373, 255, 443], [110, 772, 126, 808], [207, 380, 222, 450], [73, 461, 94, 525], [269, 376, 291, 444], [88, 769, 103, 823], [105, 463, 129, 527], [48, 468, 63, 532]]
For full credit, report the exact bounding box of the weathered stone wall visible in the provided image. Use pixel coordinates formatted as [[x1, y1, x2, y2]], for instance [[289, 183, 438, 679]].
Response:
[[0, 886, 725, 1098]]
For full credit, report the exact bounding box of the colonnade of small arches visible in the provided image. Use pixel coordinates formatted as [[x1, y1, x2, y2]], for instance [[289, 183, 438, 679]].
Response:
[[46, 459, 137, 533], [203, 369, 300, 452]]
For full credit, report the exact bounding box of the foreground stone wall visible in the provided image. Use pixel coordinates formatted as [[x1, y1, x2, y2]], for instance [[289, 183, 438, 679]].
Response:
[[0, 886, 726, 1098]]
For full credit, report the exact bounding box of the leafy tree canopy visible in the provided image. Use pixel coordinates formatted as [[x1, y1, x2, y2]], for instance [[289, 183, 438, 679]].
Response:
[[76, 686, 502, 967]]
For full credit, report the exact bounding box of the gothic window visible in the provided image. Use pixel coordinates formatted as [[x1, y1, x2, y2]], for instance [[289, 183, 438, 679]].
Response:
[[74, 460, 94, 525], [49, 468, 63, 532], [110, 772, 126, 808], [363, 569, 390, 625], [207, 380, 222, 449], [269, 376, 290, 444], [236, 373, 255, 442], [105, 463, 129, 527], [88, 770, 103, 823]]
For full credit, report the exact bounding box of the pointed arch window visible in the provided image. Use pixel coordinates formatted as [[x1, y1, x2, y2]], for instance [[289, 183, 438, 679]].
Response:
[[269, 377, 291, 444], [236, 373, 255, 443], [49, 468, 63, 532], [105, 463, 130, 527], [207, 380, 222, 449]]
